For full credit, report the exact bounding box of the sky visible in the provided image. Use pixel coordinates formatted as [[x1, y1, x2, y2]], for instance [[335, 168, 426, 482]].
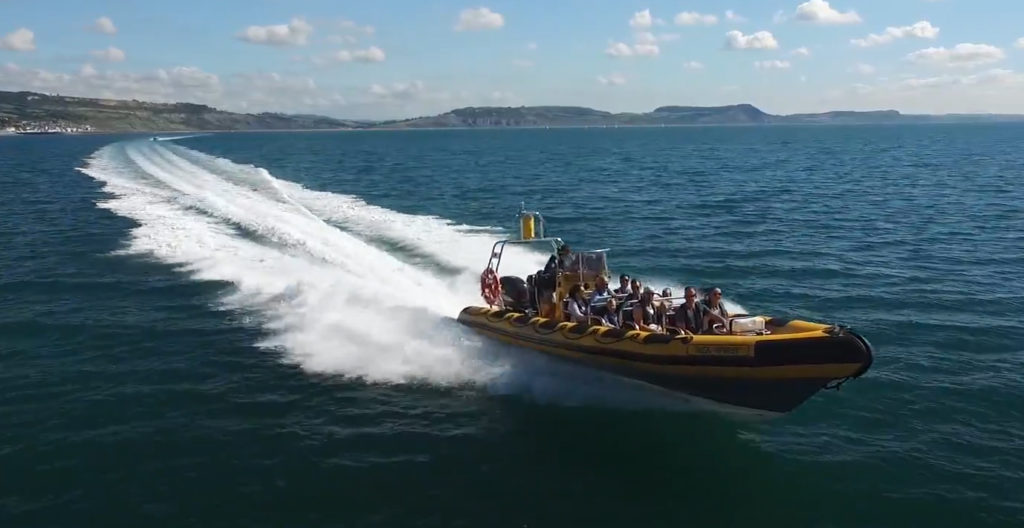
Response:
[[2, 0, 1023, 119]]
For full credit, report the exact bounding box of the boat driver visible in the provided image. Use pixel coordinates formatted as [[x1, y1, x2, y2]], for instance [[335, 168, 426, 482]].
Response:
[[543, 243, 572, 275], [701, 287, 730, 334]]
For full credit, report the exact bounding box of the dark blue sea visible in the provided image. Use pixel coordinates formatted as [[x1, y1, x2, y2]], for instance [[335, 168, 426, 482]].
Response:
[[2, 125, 1023, 527]]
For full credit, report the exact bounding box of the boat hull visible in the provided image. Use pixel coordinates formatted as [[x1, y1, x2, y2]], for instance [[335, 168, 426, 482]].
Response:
[[456, 306, 873, 415]]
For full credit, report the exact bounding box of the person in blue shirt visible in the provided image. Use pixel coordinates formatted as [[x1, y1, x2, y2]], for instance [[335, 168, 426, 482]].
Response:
[[602, 297, 620, 327], [590, 275, 614, 299]]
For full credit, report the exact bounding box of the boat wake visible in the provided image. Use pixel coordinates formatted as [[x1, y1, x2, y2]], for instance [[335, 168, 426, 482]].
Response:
[[151, 134, 211, 141], [76, 140, 734, 412]]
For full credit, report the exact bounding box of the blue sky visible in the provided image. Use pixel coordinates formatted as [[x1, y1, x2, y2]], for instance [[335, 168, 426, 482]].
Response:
[[2, 0, 1023, 119]]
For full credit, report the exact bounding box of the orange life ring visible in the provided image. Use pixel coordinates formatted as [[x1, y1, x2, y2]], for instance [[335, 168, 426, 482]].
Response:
[[480, 268, 502, 306]]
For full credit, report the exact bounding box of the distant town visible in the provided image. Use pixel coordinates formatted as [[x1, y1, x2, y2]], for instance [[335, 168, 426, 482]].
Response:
[[1, 116, 94, 135]]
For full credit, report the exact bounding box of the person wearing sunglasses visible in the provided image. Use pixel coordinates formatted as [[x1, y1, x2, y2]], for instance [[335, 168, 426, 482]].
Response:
[[613, 274, 631, 297], [674, 286, 703, 335], [632, 286, 663, 332], [701, 287, 730, 334]]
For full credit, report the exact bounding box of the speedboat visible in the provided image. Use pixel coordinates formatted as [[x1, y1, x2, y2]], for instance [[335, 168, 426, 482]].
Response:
[[456, 205, 874, 418]]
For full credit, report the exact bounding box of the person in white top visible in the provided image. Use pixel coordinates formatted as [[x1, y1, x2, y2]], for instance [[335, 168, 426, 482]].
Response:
[[566, 284, 589, 324]]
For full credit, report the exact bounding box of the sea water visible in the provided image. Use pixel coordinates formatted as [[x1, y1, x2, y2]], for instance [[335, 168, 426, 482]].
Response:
[[1, 125, 1022, 527]]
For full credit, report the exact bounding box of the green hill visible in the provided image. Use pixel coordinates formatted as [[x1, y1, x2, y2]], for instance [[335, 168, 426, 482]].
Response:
[[0, 91, 363, 132], [3, 89, 1023, 133]]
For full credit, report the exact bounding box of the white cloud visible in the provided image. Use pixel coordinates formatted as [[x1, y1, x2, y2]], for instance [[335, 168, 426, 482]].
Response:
[[526, 41, 538, 51], [633, 44, 660, 56], [906, 43, 1005, 68], [791, 46, 811, 57], [773, 10, 788, 24], [859, 68, 1024, 93], [850, 63, 876, 75], [369, 80, 427, 100], [90, 46, 126, 62], [635, 31, 679, 44], [454, 7, 504, 31], [793, 0, 862, 25], [1015, 37, 1024, 49], [725, 10, 747, 23], [597, 73, 626, 86], [851, 21, 939, 47], [1, 28, 35, 52], [325, 19, 375, 45], [238, 18, 313, 46], [899, 68, 1021, 89], [754, 60, 791, 70], [326, 35, 358, 45], [91, 16, 117, 35], [605, 40, 659, 57], [822, 68, 1024, 114], [675, 11, 718, 26], [356, 81, 514, 118], [634, 32, 656, 45], [683, 61, 704, 70], [629, 9, 653, 30], [231, 73, 346, 111], [327, 46, 386, 63], [724, 30, 779, 50], [0, 64, 251, 109], [338, 19, 375, 35], [489, 91, 519, 105], [512, 59, 533, 67], [605, 41, 633, 57], [2, 61, 350, 114]]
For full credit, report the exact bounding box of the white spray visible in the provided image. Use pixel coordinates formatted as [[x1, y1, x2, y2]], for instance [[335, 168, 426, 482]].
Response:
[[77, 140, 740, 410]]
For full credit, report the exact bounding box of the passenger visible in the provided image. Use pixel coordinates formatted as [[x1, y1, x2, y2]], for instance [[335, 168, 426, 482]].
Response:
[[591, 275, 614, 299], [586, 275, 613, 317], [632, 286, 663, 332], [660, 287, 674, 309], [701, 287, 729, 334], [566, 284, 589, 324], [674, 286, 703, 335], [614, 274, 631, 296], [602, 297, 620, 328], [626, 278, 642, 303], [659, 287, 674, 326]]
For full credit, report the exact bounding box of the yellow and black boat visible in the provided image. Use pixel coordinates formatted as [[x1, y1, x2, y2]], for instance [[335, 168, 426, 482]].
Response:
[[457, 205, 874, 417]]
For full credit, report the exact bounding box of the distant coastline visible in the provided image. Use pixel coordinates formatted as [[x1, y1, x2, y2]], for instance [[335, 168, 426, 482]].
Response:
[[4, 89, 1024, 133]]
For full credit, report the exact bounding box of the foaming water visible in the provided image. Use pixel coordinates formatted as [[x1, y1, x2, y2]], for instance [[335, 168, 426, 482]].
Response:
[[152, 134, 211, 141], [75, 140, 708, 411], [79, 140, 504, 385]]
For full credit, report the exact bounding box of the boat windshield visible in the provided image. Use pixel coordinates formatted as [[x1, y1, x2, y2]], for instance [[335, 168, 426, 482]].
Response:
[[564, 251, 608, 275]]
